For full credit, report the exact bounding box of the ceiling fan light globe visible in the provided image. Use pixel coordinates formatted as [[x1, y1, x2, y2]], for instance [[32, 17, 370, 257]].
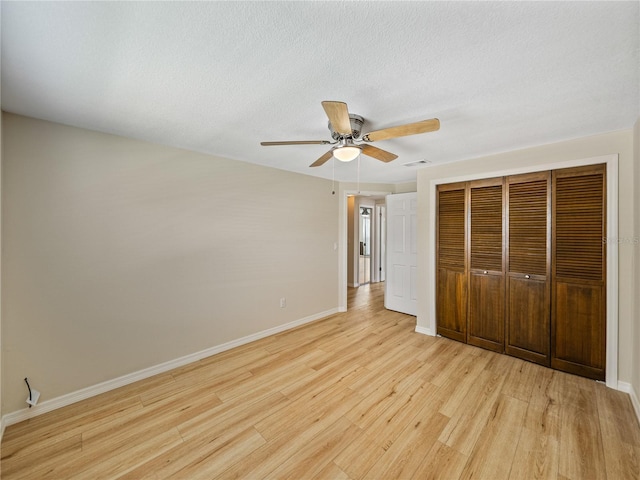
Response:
[[333, 146, 361, 162]]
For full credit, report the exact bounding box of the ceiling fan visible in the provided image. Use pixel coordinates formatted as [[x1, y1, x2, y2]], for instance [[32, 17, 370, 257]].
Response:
[[261, 101, 440, 167]]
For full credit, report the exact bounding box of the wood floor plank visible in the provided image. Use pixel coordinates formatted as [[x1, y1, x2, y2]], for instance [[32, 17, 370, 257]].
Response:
[[69, 428, 184, 480], [214, 362, 316, 402], [164, 427, 266, 479], [279, 360, 365, 402], [345, 376, 426, 431], [118, 426, 262, 480], [557, 374, 607, 480], [458, 394, 528, 480], [411, 441, 469, 480], [0, 433, 82, 479], [180, 345, 273, 375], [437, 353, 490, 417], [1, 394, 143, 445], [502, 358, 540, 403], [254, 381, 357, 442], [438, 368, 506, 456], [595, 382, 640, 445], [177, 390, 288, 442], [347, 351, 420, 399], [333, 429, 386, 479], [36, 427, 183, 480], [595, 383, 640, 479], [428, 341, 479, 387], [140, 367, 251, 406], [263, 417, 360, 480], [364, 381, 441, 451], [310, 461, 351, 480], [509, 427, 560, 480], [363, 411, 449, 480], [417, 338, 469, 385], [2, 283, 638, 480], [509, 368, 562, 479], [0, 426, 82, 466], [119, 392, 282, 480], [216, 407, 359, 479], [81, 383, 222, 448]]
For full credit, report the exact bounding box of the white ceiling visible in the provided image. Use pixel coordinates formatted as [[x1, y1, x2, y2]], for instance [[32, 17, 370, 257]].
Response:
[[1, 1, 638, 184]]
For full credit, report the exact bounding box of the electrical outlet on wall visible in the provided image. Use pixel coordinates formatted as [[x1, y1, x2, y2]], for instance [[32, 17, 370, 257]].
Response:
[[25, 377, 40, 407], [26, 389, 41, 407], [280, 297, 286, 308]]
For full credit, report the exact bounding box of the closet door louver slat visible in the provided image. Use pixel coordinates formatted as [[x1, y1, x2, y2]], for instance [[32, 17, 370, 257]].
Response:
[[508, 180, 548, 276], [554, 174, 604, 282], [470, 185, 503, 272], [438, 189, 466, 270]]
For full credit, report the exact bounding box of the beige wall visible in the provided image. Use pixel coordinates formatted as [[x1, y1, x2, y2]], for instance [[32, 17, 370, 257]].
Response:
[[1, 113, 340, 415], [417, 129, 636, 384], [633, 118, 640, 407], [393, 182, 418, 194]]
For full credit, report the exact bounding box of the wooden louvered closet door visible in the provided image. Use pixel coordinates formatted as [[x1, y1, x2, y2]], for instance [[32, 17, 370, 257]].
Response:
[[505, 172, 551, 366], [552, 164, 606, 380], [468, 177, 505, 352], [436, 183, 467, 342]]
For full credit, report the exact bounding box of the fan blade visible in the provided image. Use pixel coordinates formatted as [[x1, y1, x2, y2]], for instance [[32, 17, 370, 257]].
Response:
[[322, 101, 352, 135], [310, 150, 334, 168], [261, 140, 330, 146], [361, 144, 398, 163], [363, 118, 440, 142]]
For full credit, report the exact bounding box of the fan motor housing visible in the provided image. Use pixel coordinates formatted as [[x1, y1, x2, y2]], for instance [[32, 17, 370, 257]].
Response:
[[329, 114, 364, 140]]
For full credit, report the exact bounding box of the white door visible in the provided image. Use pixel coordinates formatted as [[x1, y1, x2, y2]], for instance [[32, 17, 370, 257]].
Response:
[[385, 192, 417, 315]]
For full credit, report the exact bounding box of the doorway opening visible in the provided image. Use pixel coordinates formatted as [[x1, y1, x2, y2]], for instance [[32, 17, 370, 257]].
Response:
[[339, 189, 392, 312], [347, 194, 387, 289], [359, 206, 372, 285]]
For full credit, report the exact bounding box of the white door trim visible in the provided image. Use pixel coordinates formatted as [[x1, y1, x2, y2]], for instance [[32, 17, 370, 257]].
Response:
[[373, 204, 386, 283], [424, 154, 619, 389]]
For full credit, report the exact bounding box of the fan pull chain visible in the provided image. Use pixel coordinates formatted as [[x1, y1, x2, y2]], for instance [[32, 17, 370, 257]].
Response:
[[357, 154, 361, 194], [332, 157, 335, 195]]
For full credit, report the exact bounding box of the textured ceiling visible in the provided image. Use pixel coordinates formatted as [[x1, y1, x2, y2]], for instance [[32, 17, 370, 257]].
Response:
[[2, 1, 638, 183]]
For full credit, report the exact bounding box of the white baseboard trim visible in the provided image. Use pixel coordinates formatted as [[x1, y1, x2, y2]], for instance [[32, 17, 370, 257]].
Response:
[[415, 325, 435, 336], [1, 307, 339, 430], [617, 381, 632, 393], [618, 381, 640, 425]]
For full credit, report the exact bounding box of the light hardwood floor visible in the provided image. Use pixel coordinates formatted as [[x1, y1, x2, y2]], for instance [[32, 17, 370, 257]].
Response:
[[2, 282, 639, 479]]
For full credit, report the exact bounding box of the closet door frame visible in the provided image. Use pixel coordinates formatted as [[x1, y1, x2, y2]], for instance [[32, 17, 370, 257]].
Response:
[[426, 154, 618, 389]]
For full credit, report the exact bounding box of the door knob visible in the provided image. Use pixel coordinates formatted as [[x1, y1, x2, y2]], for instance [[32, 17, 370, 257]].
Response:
[[525, 274, 530, 279], [483, 270, 488, 274]]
